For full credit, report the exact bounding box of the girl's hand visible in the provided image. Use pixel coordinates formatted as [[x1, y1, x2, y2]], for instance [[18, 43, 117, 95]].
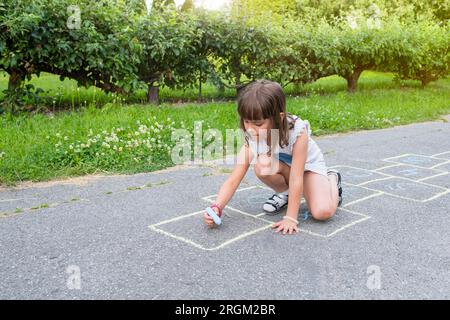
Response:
[[203, 206, 221, 228], [272, 219, 299, 235]]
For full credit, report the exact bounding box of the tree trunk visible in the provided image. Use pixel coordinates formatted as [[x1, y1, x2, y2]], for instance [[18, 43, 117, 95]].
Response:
[[420, 75, 431, 87], [8, 69, 23, 91], [147, 82, 159, 105], [198, 70, 203, 102], [346, 68, 364, 92], [235, 71, 242, 95]]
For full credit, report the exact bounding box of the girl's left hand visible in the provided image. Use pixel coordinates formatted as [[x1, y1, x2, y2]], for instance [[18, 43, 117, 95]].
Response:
[[272, 219, 298, 235]]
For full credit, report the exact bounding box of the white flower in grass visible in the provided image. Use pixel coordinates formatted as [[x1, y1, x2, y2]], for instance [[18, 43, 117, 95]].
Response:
[[96, 152, 99, 156], [69, 145, 74, 150], [46, 136, 50, 140], [101, 152, 105, 156], [118, 147, 123, 152], [0, 151, 5, 158], [102, 142, 110, 149]]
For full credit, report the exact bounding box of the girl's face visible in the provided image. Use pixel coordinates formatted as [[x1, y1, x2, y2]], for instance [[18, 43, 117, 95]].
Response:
[[243, 118, 272, 139]]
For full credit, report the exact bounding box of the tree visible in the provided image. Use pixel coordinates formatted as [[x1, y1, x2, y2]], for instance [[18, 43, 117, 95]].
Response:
[[0, 0, 141, 96], [181, 0, 194, 12]]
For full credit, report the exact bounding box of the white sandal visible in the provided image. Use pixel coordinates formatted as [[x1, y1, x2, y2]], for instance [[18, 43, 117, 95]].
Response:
[[263, 193, 288, 215]]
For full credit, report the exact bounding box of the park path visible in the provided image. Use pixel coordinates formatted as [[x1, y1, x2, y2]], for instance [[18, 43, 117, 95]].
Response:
[[1, 116, 449, 299]]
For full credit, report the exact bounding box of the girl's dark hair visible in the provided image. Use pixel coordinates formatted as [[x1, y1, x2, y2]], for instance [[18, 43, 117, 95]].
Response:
[[237, 79, 296, 154]]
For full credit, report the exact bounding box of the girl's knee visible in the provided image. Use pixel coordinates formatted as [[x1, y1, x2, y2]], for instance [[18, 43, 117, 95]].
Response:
[[310, 204, 335, 221], [254, 155, 275, 177]]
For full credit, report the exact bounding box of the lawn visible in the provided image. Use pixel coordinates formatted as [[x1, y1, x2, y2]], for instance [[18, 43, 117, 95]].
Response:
[[1, 71, 449, 186]]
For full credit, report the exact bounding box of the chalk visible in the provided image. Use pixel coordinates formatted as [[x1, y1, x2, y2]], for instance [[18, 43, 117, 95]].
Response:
[[206, 207, 222, 225], [303, 211, 310, 221]]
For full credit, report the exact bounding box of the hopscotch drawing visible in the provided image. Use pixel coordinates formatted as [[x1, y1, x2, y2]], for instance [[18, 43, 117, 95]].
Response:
[[149, 152, 450, 251]]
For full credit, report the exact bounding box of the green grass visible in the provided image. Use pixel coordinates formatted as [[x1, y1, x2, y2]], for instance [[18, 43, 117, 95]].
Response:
[[0, 72, 237, 108], [0, 71, 425, 108], [1, 71, 449, 186]]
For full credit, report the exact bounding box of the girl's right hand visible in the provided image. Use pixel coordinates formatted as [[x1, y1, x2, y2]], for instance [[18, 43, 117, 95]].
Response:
[[203, 206, 221, 228]]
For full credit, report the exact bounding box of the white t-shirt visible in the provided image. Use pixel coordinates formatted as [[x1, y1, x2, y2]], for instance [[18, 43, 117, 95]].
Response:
[[247, 115, 327, 175]]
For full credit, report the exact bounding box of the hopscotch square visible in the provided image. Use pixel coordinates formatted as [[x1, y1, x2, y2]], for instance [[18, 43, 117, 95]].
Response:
[[329, 165, 389, 185], [204, 184, 373, 238], [202, 185, 308, 217], [258, 207, 370, 238], [149, 207, 271, 251], [361, 177, 447, 202], [202, 186, 274, 216], [376, 164, 445, 181], [340, 183, 382, 206], [383, 154, 447, 168]]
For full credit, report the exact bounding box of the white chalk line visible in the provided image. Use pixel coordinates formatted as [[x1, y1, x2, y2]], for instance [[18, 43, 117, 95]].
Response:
[[254, 214, 327, 238], [430, 160, 450, 169], [149, 225, 208, 251], [343, 181, 449, 203], [375, 163, 447, 175], [149, 209, 205, 227], [150, 223, 274, 251], [201, 185, 258, 202], [357, 176, 394, 186], [417, 171, 450, 182], [333, 164, 448, 191], [422, 189, 450, 202], [149, 213, 273, 251], [358, 175, 448, 190], [149, 193, 372, 249], [373, 163, 404, 171], [0, 198, 28, 203], [326, 216, 371, 238], [431, 151, 450, 157], [382, 152, 445, 162], [253, 207, 370, 238], [342, 192, 384, 208], [382, 153, 414, 161], [382, 154, 448, 169], [208, 224, 273, 250]]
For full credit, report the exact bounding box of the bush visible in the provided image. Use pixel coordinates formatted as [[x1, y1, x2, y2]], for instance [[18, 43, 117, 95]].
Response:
[[393, 21, 450, 86], [0, 0, 141, 100]]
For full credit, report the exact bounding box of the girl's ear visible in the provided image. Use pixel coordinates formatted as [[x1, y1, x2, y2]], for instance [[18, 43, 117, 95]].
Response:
[[279, 112, 285, 119]]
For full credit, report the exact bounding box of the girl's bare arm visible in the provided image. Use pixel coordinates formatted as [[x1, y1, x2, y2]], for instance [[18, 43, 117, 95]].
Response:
[[214, 144, 253, 209], [285, 132, 308, 220]]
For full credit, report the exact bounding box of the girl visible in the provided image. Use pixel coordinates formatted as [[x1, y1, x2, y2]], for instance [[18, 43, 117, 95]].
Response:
[[203, 80, 342, 235]]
